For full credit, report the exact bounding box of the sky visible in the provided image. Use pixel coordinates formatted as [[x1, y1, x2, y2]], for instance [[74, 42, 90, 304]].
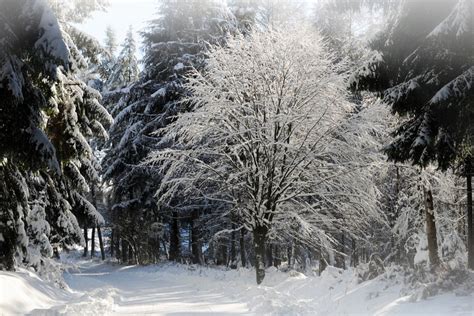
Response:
[[75, 0, 158, 59]]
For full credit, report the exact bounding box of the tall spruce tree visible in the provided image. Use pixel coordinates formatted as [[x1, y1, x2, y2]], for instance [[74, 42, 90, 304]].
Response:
[[0, 0, 67, 270], [352, 0, 474, 269], [94, 26, 118, 88], [102, 0, 236, 264], [0, 0, 111, 272], [105, 26, 139, 91], [104, 25, 118, 57]]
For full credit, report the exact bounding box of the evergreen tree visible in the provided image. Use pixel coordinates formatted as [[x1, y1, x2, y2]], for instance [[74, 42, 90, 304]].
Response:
[[104, 25, 118, 56], [0, 0, 70, 271], [94, 26, 118, 88], [0, 0, 111, 273], [102, 0, 236, 264], [105, 26, 139, 91], [352, 0, 474, 268], [229, 0, 258, 33]]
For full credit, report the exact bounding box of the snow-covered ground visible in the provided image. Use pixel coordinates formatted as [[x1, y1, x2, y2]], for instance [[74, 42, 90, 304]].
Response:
[[1, 254, 473, 315]]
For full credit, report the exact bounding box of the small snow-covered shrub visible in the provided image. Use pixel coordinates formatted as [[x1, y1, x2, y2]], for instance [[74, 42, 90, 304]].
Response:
[[402, 263, 474, 301], [357, 254, 385, 281]]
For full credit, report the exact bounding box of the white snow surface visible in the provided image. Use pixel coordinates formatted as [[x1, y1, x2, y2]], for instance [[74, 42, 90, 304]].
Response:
[[151, 87, 167, 98], [1, 255, 473, 315]]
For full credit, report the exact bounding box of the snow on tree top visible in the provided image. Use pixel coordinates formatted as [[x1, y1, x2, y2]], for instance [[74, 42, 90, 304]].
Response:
[[33, 0, 69, 69], [428, 0, 472, 38]]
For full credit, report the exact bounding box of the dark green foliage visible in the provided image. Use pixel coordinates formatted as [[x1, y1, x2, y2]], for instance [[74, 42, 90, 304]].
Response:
[[0, 0, 110, 272], [352, 0, 473, 170], [102, 0, 237, 264]]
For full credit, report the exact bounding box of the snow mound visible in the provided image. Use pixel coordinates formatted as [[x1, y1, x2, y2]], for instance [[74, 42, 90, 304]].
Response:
[[0, 268, 72, 315]]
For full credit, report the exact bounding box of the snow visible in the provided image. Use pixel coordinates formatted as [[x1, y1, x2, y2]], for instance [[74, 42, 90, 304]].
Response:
[[1, 252, 473, 315], [430, 67, 473, 104], [0, 268, 72, 314], [33, 0, 70, 69], [429, 0, 471, 38], [28, 126, 60, 173], [174, 62, 185, 71], [151, 87, 166, 98]]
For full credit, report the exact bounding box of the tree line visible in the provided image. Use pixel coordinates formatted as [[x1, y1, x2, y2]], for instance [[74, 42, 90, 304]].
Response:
[[0, 0, 472, 285]]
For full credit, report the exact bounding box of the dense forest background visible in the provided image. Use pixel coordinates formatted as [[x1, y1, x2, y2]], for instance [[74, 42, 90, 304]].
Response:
[[0, 0, 472, 289]]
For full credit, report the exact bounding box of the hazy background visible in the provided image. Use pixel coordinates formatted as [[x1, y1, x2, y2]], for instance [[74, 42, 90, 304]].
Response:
[[75, 0, 320, 60], [75, 0, 157, 59]]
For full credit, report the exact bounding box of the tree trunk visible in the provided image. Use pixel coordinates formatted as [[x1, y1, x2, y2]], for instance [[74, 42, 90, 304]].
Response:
[[0, 172, 13, 270], [230, 223, 237, 269], [188, 221, 193, 254], [287, 242, 293, 269], [169, 212, 180, 261], [91, 227, 96, 258], [266, 243, 273, 267], [423, 187, 440, 268], [319, 246, 327, 275], [115, 230, 121, 260], [110, 229, 115, 257], [128, 244, 134, 264], [391, 166, 401, 264], [162, 238, 168, 260], [83, 227, 88, 257], [0, 177, 15, 271], [273, 245, 281, 267], [121, 239, 128, 263], [0, 229, 15, 271], [351, 238, 358, 267], [253, 225, 267, 284], [466, 159, 473, 270], [218, 241, 228, 266], [240, 229, 247, 267], [335, 233, 346, 269], [190, 210, 203, 265], [98, 226, 105, 260]]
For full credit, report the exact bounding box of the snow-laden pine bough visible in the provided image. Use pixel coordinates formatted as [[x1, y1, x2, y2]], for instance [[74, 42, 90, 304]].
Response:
[[0, 0, 110, 276]]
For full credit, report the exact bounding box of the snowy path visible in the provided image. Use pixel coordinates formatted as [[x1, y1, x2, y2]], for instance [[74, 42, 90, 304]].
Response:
[[1, 257, 473, 315], [31, 261, 250, 315]]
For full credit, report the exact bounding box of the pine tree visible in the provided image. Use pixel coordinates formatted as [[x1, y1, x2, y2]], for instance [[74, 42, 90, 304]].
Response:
[[352, 0, 474, 269], [102, 0, 235, 264], [94, 26, 118, 88], [105, 26, 139, 91], [0, 0, 111, 273], [229, 0, 258, 33], [0, 0, 70, 271], [104, 25, 118, 57]]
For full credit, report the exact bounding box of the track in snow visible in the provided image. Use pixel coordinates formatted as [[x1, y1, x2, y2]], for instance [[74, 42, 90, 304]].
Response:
[[31, 261, 249, 315], [23, 256, 474, 316]]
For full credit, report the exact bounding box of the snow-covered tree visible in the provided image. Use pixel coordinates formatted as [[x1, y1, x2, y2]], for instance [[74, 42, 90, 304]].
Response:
[[390, 166, 466, 270], [105, 26, 139, 91], [0, 0, 110, 273], [0, 0, 70, 271], [351, 0, 474, 269], [147, 27, 384, 283], [104, 25, 118, 57], [93, 26, 118, 88], [229, 0, 259, 33], [102, 0, 237, 264]]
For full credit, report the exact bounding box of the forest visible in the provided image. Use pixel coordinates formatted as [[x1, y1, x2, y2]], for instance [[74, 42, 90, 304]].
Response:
[[0, 0, 473, 314]]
